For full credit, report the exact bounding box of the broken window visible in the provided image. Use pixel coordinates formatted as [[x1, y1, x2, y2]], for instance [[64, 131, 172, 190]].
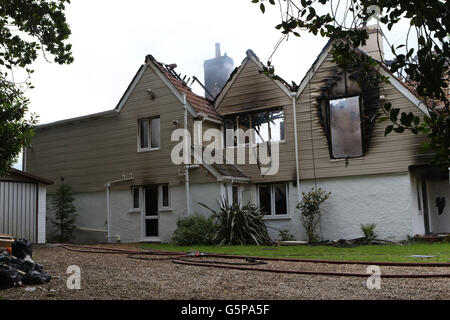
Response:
[[329, 96, 363, 158], [138, 117, 160, 151], [268, 110, 285, 142], [258, 183, 288, 216], [252, 112, 270, 144], [224, 107, 285, 146], [224, 118, 237, 147], [238, 114, 252, 145]]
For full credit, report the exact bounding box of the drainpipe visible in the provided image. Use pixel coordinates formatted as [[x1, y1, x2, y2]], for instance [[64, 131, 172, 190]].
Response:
[[183, 94, 191, 216], [291, 92, 301, 203], [105, 173, 134, 242], [106, 184, 111, 239]]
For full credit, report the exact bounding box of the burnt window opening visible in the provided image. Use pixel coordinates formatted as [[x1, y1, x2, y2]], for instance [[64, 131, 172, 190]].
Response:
[[224, 107, 285, 146], [329, 96, 363, 159], [316, 68, 379, 160]]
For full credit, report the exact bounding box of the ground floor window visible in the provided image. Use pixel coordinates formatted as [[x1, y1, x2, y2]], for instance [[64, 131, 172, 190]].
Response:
[[161, 184, 170, 209], [130, 187, 140, 212], [222, 183, 241, 206], [258, 183, 288, 216], [130, 184, 171, 212]]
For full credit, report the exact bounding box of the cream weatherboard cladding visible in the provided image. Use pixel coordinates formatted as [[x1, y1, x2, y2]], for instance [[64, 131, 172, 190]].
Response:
[[294, 51, 429, 180], [27, 65, 217, 194], [213, 50, 427, 183]]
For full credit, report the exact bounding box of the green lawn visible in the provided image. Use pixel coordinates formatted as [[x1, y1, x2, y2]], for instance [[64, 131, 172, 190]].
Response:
[[140, 242, 450, 263]]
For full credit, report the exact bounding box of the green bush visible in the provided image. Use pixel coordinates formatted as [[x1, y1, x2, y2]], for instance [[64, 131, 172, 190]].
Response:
[[171, 215, 216, 245], [200, 199, 272, 246], [296, 187, 331, 243]]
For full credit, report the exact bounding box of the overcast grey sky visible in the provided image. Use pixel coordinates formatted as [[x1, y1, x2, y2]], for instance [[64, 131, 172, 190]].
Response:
[[23, 0, 414, 126]]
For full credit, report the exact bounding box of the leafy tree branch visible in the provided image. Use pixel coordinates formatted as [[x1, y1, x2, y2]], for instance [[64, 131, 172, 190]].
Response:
[[0, 0, 73, 175]]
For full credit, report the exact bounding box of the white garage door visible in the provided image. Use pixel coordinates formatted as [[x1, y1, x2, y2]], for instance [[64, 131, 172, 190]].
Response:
[[0, 181, 37, 242]]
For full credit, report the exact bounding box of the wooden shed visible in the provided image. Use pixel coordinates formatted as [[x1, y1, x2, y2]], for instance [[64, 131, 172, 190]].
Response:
[[0, 169, 53, 243]]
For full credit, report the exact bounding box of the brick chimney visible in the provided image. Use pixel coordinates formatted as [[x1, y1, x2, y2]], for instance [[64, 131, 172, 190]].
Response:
[[360, 25, 384, 62], [203, 43, 234, 100]]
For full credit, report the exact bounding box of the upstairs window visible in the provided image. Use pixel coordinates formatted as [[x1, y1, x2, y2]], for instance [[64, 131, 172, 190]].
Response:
[[139, 117, 160, 151], [252, 109, 285, 144], [224, 107, 285, 146], [329, 96, 363, 159]]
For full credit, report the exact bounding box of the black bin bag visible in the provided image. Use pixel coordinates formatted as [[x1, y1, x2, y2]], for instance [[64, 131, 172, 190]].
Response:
[[11, 239, 32, 259], [0, 239, 51, 290], [0, 265, 22, 290]]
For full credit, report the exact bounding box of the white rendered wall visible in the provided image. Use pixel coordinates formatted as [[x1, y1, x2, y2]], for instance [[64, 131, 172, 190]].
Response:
[[46, 190, 108, 243], [109, 183, 222, 243], [261, 173, 415, 242]]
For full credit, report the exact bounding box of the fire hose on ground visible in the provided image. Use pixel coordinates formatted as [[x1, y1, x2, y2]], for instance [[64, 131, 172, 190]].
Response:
[[57, 244, 450, 279]]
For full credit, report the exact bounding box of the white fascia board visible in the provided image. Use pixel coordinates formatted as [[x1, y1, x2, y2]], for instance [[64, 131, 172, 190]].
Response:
[[246, 53, 293, 98], [378, 68, 429, 115], [116, 64, 148, 112], [215, 58, 250, 110], [296, 42, 333, 99], [37, 109, 118, 129]]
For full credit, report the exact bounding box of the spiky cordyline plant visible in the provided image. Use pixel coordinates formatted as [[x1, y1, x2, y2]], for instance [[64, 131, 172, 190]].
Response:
[[200, 198, 272, 246]]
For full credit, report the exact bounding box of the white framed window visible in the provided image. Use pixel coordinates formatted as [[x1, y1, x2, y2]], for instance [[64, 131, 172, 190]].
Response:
[[130, 186, 141, 212], [159, 184, 171, 210], [257, 183, 289, 216], [329, 96, 363, 159], [138, 116, 161, 152]]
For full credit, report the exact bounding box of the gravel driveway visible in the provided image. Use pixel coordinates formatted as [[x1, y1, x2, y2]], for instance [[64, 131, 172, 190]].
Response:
[[1, 244, 449, 300]]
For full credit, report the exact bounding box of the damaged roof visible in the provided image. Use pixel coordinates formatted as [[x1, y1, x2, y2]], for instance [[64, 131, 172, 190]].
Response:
[[145, 55, 222, 121]]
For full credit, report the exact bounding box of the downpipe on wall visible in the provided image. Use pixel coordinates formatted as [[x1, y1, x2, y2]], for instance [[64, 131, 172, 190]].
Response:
[[183, 94, 191, 216], [291, 92, 301, 203]]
